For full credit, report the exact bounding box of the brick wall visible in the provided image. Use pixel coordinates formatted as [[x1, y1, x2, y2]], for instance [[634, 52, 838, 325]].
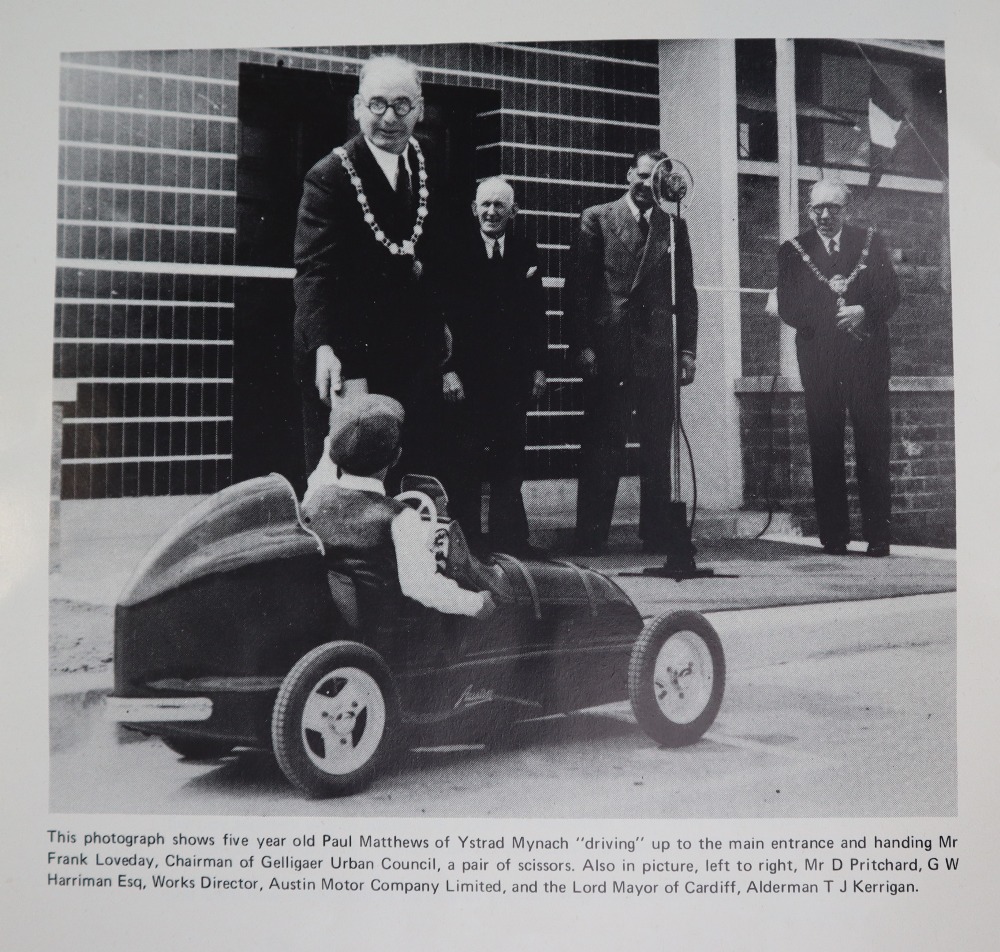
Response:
[[56, 41, 661, 498], [740, 389, 955, 547]]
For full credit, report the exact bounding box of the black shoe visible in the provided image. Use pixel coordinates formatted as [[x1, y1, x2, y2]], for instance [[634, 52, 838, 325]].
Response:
[[866, 542, 891, 557], [822, 543, 849, 555]]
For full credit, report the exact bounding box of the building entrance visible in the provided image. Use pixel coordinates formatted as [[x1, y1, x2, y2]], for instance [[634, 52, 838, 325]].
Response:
[[233, 62, 498, 487]]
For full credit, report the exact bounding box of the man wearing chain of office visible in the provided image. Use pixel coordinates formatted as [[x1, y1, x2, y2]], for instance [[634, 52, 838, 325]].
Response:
[[777, 178, 901, 557], [294, 55, 447, 483]]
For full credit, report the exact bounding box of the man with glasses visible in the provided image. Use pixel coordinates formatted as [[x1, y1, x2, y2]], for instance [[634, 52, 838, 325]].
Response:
[[294, 55, 448, 484], [776, 178, 901, 557]]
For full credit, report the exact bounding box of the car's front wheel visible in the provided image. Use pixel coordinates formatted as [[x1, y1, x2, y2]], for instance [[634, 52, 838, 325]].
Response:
[[628, 610, 725, 747], [271, 641, 399, 798]]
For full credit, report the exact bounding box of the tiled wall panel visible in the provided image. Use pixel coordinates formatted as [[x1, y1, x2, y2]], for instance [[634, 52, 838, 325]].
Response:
[[56, 40, 660, 496]]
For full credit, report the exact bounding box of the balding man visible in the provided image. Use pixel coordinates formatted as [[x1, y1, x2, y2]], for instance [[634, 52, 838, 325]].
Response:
[[294, 55, 448, 482], [777, 178, 901, 556], [441, 177, 547, 554]]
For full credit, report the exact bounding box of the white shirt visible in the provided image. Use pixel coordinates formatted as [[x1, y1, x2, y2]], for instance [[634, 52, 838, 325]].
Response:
[[330, 470, 382, 495], [480, 232, 506, 258], [364, 138, 411, 190], [305, 468, 486, 616], [625, 193, 652, 225], [818, 229, 843, 256]]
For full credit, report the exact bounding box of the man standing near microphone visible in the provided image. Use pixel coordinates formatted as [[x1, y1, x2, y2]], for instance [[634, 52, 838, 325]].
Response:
[[571, 149, 699, 556]]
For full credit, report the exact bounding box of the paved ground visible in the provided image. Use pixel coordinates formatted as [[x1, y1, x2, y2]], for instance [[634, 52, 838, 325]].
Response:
[[590, 537, 955, 615], [48, 498, 956, 817], [50, 592, 956, 818]]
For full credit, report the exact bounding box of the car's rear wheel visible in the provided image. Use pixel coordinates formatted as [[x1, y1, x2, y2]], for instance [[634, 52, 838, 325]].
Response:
[[271, 641, 399, 798], [161, 737, 234, 760], [628, 610, 725, 747]]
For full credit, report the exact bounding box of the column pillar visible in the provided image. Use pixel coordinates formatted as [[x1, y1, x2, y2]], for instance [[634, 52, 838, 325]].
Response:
[[775, 38, 801, 380], [658, 40, 742, 510]]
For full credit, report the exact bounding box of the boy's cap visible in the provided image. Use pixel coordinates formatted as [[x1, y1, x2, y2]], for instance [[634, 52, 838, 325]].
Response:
[[327, 394, 405, 475]]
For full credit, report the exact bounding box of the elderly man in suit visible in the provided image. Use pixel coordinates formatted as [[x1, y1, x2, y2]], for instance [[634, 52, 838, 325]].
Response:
[[571, 149, 698, 555], [293, 55, 446, 481], [441, 177, 547, 554], [777, 178, 901, 557]]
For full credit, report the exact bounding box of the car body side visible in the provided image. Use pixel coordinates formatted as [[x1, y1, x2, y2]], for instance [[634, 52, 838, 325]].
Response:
[[110, 475, 644, 751]]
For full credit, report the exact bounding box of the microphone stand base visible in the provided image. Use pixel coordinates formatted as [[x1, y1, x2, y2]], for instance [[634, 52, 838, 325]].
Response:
[[639, 563, 719, 581], [626, 502, 737, 582]]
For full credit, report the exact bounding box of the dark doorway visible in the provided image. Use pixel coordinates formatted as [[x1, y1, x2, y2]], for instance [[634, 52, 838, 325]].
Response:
[[232, 62, 500, 488]]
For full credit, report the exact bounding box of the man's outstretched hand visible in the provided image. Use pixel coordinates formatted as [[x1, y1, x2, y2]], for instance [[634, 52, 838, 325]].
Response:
[[680, 352, 697, 386], [315, 345, 342, 405]]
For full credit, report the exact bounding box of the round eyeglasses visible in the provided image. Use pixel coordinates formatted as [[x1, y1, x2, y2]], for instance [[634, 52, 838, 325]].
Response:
[[810, 204, 844, 215], [365, 97, 420, 118]]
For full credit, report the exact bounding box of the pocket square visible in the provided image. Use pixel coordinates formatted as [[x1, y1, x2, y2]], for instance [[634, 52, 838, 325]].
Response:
[[526, 266, 538, 278]]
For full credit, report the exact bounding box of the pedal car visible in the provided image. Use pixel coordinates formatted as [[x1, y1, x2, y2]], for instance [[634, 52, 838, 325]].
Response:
[[107, 473, 725, 798]]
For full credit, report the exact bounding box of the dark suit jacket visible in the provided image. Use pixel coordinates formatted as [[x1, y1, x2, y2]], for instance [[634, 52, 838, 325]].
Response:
[[570, 195, 698, 380], [777, 224, 900, 356], [293, 135, 447, 385], [445, 226, 547, 404]]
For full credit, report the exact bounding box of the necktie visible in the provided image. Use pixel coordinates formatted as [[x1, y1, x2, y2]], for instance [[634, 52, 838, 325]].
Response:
[[396, 154, 411, 211], [827, 237, 838, 257], [637, 213, 649, 245], [490, 240, 502, 264]]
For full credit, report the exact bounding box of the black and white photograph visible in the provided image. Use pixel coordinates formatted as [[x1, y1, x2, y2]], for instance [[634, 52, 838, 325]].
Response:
[[6, 0, 1000, 946], [44, 37, 958, 819]]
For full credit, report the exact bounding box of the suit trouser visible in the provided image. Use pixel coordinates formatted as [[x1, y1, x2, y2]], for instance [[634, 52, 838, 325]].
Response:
[[443, 394, 529, 547], [796, 335, 892, 548], [576, 371, 674, 546]]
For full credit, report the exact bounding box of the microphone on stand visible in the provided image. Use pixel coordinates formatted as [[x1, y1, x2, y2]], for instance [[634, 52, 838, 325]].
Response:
[[638, 156, 720, 581]]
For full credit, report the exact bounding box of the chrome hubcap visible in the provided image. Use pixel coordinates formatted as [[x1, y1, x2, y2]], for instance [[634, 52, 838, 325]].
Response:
[[301, 667, 386, 775], [652, 632, 713, 724]]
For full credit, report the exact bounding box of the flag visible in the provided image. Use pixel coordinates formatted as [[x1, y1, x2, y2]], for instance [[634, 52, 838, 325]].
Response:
[[868, 72, 906, 188]]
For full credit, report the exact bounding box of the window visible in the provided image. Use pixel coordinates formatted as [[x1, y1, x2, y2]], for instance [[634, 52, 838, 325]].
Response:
[[735, 40, 778, 162], [795, 40, 947, 179]]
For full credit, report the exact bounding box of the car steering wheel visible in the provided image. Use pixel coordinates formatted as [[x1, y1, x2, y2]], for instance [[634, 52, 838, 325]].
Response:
[[394, 490, 438, 529]]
